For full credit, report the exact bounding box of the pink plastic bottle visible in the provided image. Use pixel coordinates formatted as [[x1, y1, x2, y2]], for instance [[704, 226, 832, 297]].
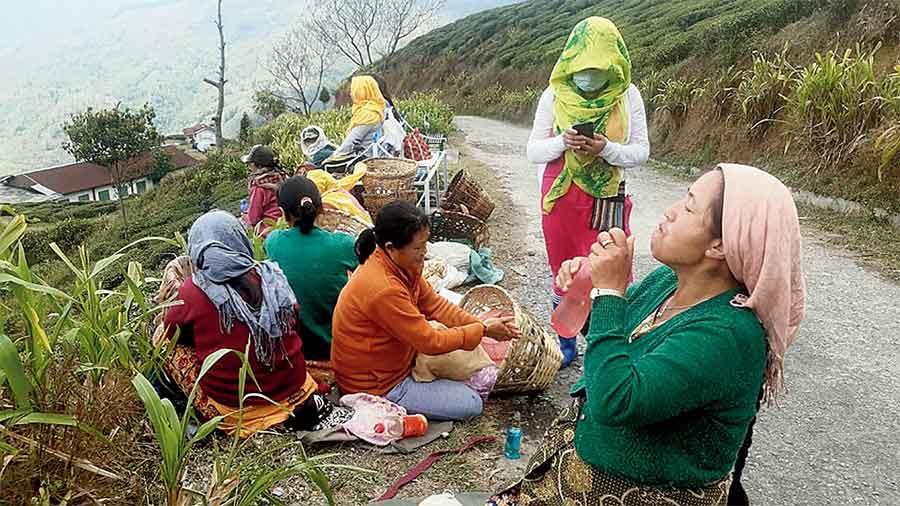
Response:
[[551, 262, 594, 338]]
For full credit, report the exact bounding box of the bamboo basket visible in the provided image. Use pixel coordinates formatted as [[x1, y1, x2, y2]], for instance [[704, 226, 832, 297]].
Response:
[[360, 157, 419, 218], [460, 285, 561, 394], [443, 169, 495, 222], [430, 210, 489, 249], [315, 208, 370, 237]]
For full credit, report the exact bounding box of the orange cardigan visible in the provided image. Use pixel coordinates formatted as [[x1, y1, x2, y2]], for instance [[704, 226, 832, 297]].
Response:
[[332, 248, 485, 395]]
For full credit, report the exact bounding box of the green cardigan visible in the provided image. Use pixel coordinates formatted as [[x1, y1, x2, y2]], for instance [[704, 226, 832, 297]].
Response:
[[571, 267, 766, 488]]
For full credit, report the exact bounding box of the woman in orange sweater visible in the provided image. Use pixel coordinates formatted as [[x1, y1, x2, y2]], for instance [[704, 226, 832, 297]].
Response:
[[332, 202, 519, 420]]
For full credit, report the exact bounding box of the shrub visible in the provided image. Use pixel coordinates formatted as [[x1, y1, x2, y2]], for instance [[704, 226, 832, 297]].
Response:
[[21, 217, 100, 265], [398, 91, 455, 137], [639, 70, 665, 114], [874, 66, 900, 180], [788, 46, 889, 167], [704, 65, 745, 120], [654, 79, 704, 126], [258, 93, 455, 170], [736, 47, 796, 136]]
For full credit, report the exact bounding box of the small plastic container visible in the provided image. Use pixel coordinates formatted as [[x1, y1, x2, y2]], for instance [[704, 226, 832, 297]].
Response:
[[504, 411, 522, 460]]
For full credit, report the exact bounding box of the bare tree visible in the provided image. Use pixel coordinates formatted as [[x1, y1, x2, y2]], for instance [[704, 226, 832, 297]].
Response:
[[203, 0, 226, 149], [262, 24, 333, 116], [382, 0, 444, 57], [310, 0, 445, 69]]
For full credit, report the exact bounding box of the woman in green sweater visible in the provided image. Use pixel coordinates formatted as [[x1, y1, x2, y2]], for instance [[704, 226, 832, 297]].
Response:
[[265, 176, 358, 360], [490, 164, 805, 506]]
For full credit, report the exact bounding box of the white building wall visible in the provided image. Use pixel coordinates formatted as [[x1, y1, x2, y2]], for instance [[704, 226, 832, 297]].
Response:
[[64, 178, 155, 202]]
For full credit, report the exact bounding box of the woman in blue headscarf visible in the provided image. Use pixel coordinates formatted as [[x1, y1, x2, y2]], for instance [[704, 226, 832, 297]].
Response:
[[162, 210, 350, 437]]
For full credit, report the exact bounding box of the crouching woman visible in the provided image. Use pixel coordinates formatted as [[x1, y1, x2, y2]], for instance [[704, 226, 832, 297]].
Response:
[[163, 210, 344, 437], [332, 202, 519, 421], [489, 165, 805, 505]]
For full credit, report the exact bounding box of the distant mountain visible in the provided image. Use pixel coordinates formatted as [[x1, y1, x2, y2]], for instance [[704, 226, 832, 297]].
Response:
[[0, 0, 517, 176]]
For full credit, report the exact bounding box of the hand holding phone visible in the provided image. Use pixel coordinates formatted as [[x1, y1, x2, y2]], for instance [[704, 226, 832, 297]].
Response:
[[572, 122, 595, 138]]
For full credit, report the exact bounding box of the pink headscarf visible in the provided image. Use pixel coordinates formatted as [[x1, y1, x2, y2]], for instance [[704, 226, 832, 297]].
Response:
[[720, 164, 806, 405]]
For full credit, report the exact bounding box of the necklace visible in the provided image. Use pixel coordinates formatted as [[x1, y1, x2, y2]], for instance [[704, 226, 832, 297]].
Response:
[[628, 294, 715, 343]]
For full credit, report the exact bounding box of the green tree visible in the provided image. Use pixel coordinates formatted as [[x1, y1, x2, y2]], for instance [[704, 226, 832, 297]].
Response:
[[319, 86, 332, 105], [62, 103, 159, 238], [253, 89, 289, 120], [239, 113, 252, 144], [149, 149, 176, 183]]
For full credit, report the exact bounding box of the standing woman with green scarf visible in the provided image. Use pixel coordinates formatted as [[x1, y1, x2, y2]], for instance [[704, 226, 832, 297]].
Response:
[[527, 17, 649, 368]]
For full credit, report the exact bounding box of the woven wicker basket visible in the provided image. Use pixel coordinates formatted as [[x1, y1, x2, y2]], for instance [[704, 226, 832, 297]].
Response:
[[360, 157, 419, 218], [460, 285, 561, 394], [443, 169, 495, 222], [430, 210, 489, 249], [315, 208, 370, 237]]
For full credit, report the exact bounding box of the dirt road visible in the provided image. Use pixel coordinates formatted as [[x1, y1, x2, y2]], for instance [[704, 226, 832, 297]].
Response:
[[454, 115, 900, 506]]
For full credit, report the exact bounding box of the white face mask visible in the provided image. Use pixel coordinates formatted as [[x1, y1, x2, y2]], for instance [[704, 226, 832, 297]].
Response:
[[573, 70, 609, 93]]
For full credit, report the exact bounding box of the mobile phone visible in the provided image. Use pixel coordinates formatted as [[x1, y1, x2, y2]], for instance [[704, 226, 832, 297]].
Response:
[[572, 122, 594, 138]]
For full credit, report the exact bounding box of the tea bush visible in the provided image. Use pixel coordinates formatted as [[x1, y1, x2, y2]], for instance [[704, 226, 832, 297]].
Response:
[[259, 93, 455, 169]]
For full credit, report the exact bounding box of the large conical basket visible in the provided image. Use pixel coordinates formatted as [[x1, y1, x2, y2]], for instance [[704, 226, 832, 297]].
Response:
[[443, 169, 495, 222], [460, 285, 561, 394]]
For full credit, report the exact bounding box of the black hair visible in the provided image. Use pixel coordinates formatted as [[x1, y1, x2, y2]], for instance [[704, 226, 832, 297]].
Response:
[[355, 201, 430, 264], [369, 74, 394, 106], [277, 176, 322, 234], [709, 168, 725, 240]]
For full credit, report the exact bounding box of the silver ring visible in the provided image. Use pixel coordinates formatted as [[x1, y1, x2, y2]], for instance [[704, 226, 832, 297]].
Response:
[[600, 239, 613, 248]]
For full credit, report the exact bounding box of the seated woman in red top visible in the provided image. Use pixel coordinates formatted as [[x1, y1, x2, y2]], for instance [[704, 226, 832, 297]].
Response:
[[242, 144, 288, 235], [164, 210, 348, 437]]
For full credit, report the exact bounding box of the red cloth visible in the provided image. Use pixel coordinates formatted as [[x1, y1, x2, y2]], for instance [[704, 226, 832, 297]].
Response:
[[163, 276, 307, 407], [245, 173, 286, 231], [541, 157, 632, 296]]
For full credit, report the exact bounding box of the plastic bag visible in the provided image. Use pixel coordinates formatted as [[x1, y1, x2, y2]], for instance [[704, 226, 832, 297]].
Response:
[[426, 241, 472, 272], [340, 393, 407, 446], [465, 364, 499, 400]]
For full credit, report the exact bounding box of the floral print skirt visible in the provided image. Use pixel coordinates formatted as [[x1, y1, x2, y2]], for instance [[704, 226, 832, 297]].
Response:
[[488, 399, 731, 506]]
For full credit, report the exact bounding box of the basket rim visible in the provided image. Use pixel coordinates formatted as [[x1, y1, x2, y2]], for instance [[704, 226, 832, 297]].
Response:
[[431, 209, 487, 225]]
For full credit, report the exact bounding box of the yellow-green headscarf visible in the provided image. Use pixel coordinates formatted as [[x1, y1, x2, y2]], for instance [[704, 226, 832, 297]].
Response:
[[348, 76, 386, 133], [543, 17, 632, 214]]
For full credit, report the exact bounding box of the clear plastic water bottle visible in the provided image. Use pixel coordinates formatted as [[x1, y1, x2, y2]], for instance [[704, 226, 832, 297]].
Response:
[[504, 412, 522, 460], [551, 262, 593, 338]]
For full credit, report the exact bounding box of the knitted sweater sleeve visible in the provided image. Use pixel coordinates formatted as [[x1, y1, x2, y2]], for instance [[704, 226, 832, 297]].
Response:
[[367, 285, 483, 356], [582, 296, 753, 427]]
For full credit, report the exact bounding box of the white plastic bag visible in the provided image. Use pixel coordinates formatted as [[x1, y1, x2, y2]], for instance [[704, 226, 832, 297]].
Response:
[[426, 241, 472, 272]]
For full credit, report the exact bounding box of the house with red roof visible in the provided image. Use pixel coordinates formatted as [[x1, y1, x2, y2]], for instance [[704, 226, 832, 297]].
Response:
[[0, 146, 201, 203], [182, 123, 217, 152]]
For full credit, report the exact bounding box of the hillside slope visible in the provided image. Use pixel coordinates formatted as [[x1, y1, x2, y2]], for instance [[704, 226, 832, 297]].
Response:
[[382, 0, 900, 213], [383, 0, 824, 93]]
